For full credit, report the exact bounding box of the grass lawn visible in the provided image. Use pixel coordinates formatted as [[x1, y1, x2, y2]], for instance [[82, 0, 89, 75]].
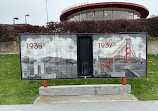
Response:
[[0, 54, 158, 104]]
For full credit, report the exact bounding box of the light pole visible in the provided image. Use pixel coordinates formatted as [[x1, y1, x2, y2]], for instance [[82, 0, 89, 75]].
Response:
[[46, 0, 48, 23], [13, 17, 19, 24], [25, 14, 30, 24]]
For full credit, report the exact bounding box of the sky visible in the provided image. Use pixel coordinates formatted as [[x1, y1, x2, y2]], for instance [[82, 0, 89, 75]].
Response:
[[0, 0, 158, 26]]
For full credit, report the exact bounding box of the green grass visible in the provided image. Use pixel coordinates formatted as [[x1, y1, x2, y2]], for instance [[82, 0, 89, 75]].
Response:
[[128, 54, 158, 100], [0, 54, 158, 104]]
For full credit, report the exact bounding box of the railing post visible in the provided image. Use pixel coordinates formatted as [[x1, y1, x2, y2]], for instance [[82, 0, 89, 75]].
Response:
[[43, 80, 48, 87], [122, 78, 126, 85]]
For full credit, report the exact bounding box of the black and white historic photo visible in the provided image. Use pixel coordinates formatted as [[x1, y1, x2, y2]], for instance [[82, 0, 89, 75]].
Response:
[[20, 34, 77, 80], [93, 33, 147, 78]]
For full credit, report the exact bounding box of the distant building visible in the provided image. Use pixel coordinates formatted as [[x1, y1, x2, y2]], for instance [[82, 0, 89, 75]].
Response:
[[60, 2, 149, 21]]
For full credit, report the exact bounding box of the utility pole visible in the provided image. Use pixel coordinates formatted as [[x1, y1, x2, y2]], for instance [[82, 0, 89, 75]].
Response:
[[46, 0, 49, 23]]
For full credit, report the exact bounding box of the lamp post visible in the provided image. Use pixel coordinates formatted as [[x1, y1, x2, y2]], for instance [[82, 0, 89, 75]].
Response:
[[25, 14, 30, 24], [13, 17, 19, 24], [46, 0, 48, 23]]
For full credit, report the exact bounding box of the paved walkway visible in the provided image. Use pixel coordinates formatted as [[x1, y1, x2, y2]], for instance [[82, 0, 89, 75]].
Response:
[[1, 101, 158, 111], [34, 94, 138, 104]]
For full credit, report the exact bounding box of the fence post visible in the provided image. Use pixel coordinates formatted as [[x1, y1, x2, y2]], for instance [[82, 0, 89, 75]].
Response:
[[43, 80, 48, 87], [122, 78, 126, 85]]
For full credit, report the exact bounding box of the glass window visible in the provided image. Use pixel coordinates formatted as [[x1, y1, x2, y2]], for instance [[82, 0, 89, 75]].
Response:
[[121, 11, 128, 19], [113, 9, 120, 19], [69, 17, 74, 21], [87, 11, 94, 20], [134, 12, 140, 19], [104, 10, 112, 20], [134, 14, 138, 19], [95, 10, 103, 20], [80, 13, 86, 21], [128, 11, 133, 19], [74, 15, 80, 21]]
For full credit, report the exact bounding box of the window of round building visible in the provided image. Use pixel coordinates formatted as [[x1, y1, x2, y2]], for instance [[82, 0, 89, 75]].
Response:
[[68, 8, 140, 21]]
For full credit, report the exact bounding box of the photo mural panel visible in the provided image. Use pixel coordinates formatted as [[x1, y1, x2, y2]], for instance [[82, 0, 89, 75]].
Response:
[[20, 33, 147, 80], [93, 33, 147, 78], [20, 34, 77, 80]]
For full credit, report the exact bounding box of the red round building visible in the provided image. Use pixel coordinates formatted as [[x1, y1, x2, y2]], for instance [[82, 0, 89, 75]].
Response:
[[60, 2, 149, 21]]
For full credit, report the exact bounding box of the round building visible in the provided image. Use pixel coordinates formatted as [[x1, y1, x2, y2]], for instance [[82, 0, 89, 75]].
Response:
[[60, 2, 149, 21]]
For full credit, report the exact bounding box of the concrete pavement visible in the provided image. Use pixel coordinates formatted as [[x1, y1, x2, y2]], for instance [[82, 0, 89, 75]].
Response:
[[34, 94, 138, 104], [0, 84, 152, 111], [1, 101, 158, 111]]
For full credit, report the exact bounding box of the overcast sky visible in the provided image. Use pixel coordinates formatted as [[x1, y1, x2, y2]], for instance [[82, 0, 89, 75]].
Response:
[[0, 0, 157, 26]]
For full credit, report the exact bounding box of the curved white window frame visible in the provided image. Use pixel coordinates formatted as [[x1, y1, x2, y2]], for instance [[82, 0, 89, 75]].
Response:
[[67, 8, 141, 21]]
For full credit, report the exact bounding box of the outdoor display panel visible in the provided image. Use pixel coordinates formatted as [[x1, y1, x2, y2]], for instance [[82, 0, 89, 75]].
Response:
[[19, 33, 147, 80]]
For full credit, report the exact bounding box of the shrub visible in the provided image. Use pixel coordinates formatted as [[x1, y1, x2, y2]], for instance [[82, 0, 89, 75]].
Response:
[[47, 18, 148, 34], [47, 17, 156, 36], [14, 24, 47, 34], [0, 25, 16, 42], [0, 24, 47, 42], [1, 17, 158, 42], [147, 17, 158, 37]]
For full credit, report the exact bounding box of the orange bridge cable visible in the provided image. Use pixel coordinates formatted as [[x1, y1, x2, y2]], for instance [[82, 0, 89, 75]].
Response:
[[109, 40, 126, 58], [131, 51, 139, 61], [115, 45, 126, 57], [131, 42, 139, 62], [109, 40, 126, 57], [131, 42, 137, 59]]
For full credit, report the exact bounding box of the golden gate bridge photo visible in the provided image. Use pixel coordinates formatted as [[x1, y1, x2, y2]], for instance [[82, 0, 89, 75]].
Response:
[[94, 37, 146, 78]]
